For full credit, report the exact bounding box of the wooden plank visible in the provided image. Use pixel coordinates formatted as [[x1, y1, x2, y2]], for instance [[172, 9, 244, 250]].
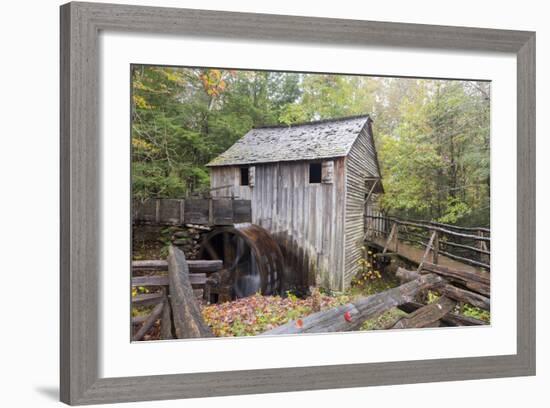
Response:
[[368, 215, 491, 241], [232, 199, 252, 223], [167, 246, 213, 338], [262, 274, 444, 335], [439, 284, 490, 311], [133, 199, 158, 224], [248, 166, 255, 187], [132, 293, 164, 307], [132, 274, 207, 287], [417, 231, 437, 273], [158, 199, 183, 225], [132, 275, 169, 287], [388, 217, 491, 241], [184, 199, 210, 225], [398, 302, 487, 326], [422, 262, 490, 286], [132, 260, 168, 271], [392, 296, 457, 329], [382, 223, 397, 254], [321, 160, 334, 183], [132, 259, 223, 274], [400, 265, 488, 295], [441, 239, 491, 256], [212, 199, 234, 225], [131, 315, 148, 325], [397, 267, 490, 310], [132, 301, 164, 341], [160, 298, 174, 340], [437, 249, 490, 269]]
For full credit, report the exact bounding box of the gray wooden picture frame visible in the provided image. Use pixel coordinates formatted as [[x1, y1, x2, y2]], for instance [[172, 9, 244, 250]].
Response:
[[60, 2, 536, 405]]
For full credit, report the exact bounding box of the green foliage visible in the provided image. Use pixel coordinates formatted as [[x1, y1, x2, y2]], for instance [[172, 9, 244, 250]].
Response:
[[377, 80, 490, 226], [462, 304, 491, 322], [360, 308, 408, 330], [132, 66, 490, 229]]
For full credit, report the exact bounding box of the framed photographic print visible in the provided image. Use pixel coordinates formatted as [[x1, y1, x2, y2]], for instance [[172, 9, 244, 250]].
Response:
[[60, 1, 535, 405]]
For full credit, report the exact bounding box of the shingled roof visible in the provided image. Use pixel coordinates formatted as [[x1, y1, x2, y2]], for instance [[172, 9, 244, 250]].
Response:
[[207, 115, 372, 167]]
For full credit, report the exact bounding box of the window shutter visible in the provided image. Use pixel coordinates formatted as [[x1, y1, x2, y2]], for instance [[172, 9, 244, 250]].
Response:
[[322, 161, 334, 184], [249, 166, 255, 187]]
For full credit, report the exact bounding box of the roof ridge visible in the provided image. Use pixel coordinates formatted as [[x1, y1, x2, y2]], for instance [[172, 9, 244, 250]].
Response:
[[253, 114, 371, 129]]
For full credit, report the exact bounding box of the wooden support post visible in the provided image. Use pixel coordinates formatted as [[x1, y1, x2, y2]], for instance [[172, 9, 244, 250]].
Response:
[[167, 246, 213, 338], [208, 199, 213, 225], [433, 231, 439, 264], [154, 199, 161, 224], [417, 231, 437, 273], [394, 224, 399, 253], [382, 223, 397, 255], [478, 230, 489, 265], [160, 287, 174, 340], [179, 199, 185, 225]]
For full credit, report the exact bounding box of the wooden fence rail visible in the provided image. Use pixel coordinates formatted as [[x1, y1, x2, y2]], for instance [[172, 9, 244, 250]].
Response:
[[131, 247, 222, 341], [364, 214, 490, 271]]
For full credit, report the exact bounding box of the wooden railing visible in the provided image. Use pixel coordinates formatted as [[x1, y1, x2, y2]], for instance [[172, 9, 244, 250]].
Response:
[[365, 215, 490, 271], [133, 198, 252, 226], [131, 249, 223, 341]]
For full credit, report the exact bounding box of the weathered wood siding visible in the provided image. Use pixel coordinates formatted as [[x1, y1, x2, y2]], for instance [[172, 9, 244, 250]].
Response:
[[344, 126, 382, 288], [210, 160, 346, 291]]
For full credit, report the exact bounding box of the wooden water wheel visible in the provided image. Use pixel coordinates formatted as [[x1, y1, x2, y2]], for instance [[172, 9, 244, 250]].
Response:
[[199, 223, 284, 302]]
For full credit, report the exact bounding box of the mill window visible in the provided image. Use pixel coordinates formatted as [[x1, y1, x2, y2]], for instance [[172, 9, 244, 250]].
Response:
[[309, 163, 322, 184]]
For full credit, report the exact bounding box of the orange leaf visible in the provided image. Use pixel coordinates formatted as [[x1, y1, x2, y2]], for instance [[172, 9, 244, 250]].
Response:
[[344, 311, 352, 322], [295, 319, 304, 328]]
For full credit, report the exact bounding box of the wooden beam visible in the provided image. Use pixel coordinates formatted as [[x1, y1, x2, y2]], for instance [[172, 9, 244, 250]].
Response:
[[160, 297, 174, 340], [365, 179, 379, 202], [391, 296, 456, 329], [167, 246, 213, 338], [398, 302, 487, 326], [397, 267, 490, 311], [132, 259, 223, 274], [382, 223, 397, 254], [436, 249, 490, 270], [131, 292, 164, 307], [261, 274, 444, 335], [417, 231, 437, 273], [439, 284, 490, 311], [132, 301, 164, 341], [422, 262, 490, 286], [132, 273, 207, 287]]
